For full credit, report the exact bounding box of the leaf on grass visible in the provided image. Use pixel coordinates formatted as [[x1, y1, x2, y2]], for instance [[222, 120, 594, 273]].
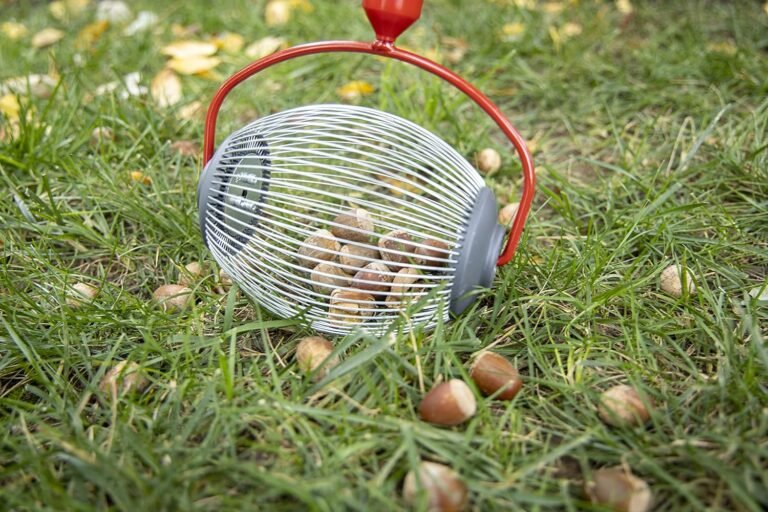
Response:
[[501, 22, 526, 41], [130, 171, 152, 185], [561, 22, 583, 38], [442, 37, 468, 64], [99, 361, 148, 397], [707, 41, 737, 56], [0, 94, 21, 122], [49, 0, 90, 21], [124, 11, 158, 36], [1, 22, 28, 40], [764, 1, 768, 16], [96, 1, 132, 24], [1, 75, 57, 98], [161, 40, 218, 59], [212, 32, 245, 54], [75, 20, 110, 50], [171, 140, 200, 157], [167, 56, 221, 76], [265, 0, 292, 26], [542, 2, 564, 14], [177, 101, 204, 120], [616, 0, 634, 15], [32, 28, 65, 49], [336, 80, 374, 101], [151, 68, 182, 107], [244, 36, 286, 59], [170, 23, 201, 38], [123, 71, 147, 97]]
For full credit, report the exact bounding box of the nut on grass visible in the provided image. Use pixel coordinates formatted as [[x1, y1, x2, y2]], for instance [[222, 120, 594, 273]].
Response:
[[339, 244, 380, 271], [178, 261, 207, 286], [99, 361, 148, 397], [310, 262, 352, 293], [469, 351, 522, 401], [498, 202, 520, 227], [153, 284, 193, 312], [585, 466, 652, 512], [330, 208, 374, 243], [419, 379, 477, 427], [403, 460, 469, 512], [378, 230, 419, 271], [660, 264, 696, 298], [66, 282, 99, 307], [598, 384, 652, 428], [295, 336, 339, 380], [352, 261, 393, 294], [415, 239, 450, 267], [90, 126, 114, 146], [386, 267, 420, 308], [297, 229, 341, 267], [476, 148, 501, 174], [329, 289, 375, 324]]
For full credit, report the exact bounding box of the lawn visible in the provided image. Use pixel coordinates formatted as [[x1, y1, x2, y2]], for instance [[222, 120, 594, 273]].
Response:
[[1, 0, 767, 510]]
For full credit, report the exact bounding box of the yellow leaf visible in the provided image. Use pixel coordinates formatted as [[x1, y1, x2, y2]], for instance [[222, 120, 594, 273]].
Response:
[[177, 101, 204, 121], [161, 40, 218, 59], [265, 0, 292, 26], [616, 0, 633, 15], [130, 171, 152, 185], [32, 28, 65, 49], [75, 20, 110, 50], [1, 22, 28, 40], [211, 32, 245, 54], [0, 94, 21, 121], [49, 1, 68, 20], [561, 22, 582, 38], [49, 0, 89, 20], [764, 1, 768, 15], [2, 75, 57, 98], [442, 37, 468, 64], [151, 69, 182, 107], [336, 80, 374, 101], [548, 25, 561, 51], [167, 56, 221, 75], [707, 41, 737, 56], [288, 0, 314, 13], [542, 2, 564, 14], [244, 36, 286, 59], [501, 22, 526, 40]]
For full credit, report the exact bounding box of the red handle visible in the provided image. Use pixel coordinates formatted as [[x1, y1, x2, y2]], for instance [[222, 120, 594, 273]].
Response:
[[203, 41, 535, 267]]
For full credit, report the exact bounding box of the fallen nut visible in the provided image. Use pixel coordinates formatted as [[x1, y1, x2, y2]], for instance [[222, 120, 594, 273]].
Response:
[[415, 239, 450, 267], [378, 230, 419, 271], [476, 148, 501, 174], [419, 379, 476, 426], [330, 208, 375, 243], [99, 361, 148, 397], [660, 264, 696, 298], [403, 460, 469, 512], [311, 262, 352, 293], [597, 384, 652, 428], [585, 466, 652, 512], [297, 229, 341, 267], [469, 351, 522, 401], [178, 261, 207, 286], [339, 244, 380, 271], [153, 284, 192, 312], [352, 261, 394, 294], [295, 336, 339, 379], [498, 202, 520, 226], [66, 282, 99, 307], [329, 288, 376, 324], [386, 267, 420, 308], [90, 126, 114, 146]]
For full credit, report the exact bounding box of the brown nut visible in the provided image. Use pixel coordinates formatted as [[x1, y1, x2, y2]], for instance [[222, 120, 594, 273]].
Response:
[[498, 202, 520, 226], [297, 229, 341, 267], [295, 336, 339, 379], [419, 379, 477, 427], [585, 466, 652, 512], [178, 261, 207, 286], [378, 230, 419, 271], [329, 289, 375, 324], [339, 244, 380, 271], [330, 208, 375, 243], [153, 284, 193, 312], [415, 239, 450, 267], [660, 264, 696, 298], [476, 148, 501, 174], [403, 461, 469, 512], [99, 361, 148, 397], [66, 282, 99, 307], [310, 262, 352, 293], [386, 267, 420, 308], [469, 351, 522, 401], [597, 384, 652, 428], [352, 261, 393, 294]]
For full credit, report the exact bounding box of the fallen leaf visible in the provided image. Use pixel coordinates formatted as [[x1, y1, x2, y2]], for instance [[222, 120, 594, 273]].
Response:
[[161, 40, 218, 59], [75, 20, 110, 50], [442, 37, 468, 64], [542, 2, 564, 14], [0, 94, 21, 122], [764, 1, 768, 16], [501, 22, 526, 40], [177, 101, 204, 120], [151, 68, 182, 107], [171, 140, 200, 157], [90, 126, 114, 145], [561, 22, 583, 38], [124, 11, 158, 36], [380, 176, 421, 196], [616, 0, 634, 15], [336, 80, 374, 101], [122, 72, 147, 97], [99, 361, 148, 396], [289, 0, 314, 13], [96, 1, 132, 23], [167, 56, 221, 75], [130, 171, 152, 185], [1, 21, 28, 40], [212, 32, 245, 54], [244, 36, 286, 59], [707, 40, 737, 56], [170, 23, 201, 38], [265, 0, 292, 26], [32, 28, 65, 49], [49, 0, 90, 21], [1, 75, 57, 98]]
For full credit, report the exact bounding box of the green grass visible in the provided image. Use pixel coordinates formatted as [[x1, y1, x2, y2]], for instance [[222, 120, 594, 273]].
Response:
[[2, 0, 767, 510]]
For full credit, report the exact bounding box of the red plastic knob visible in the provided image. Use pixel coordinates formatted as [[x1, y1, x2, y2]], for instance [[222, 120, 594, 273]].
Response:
[[362, 0, 424, 43]]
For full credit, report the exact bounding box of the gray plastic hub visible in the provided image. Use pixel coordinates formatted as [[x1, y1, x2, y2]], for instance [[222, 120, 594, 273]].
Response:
[[449, 187, 505, 315]]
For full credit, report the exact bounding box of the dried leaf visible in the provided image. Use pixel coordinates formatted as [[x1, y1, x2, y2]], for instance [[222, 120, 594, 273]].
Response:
[[32, 28, 65, 49], [171, 140, 200, 157], [49, 0, 89, 21], [561, 22, 583, 38], [99, 361, 148, 396], [90, 126, 114, 145], [442, 37, 468, 64], [124, 11, 158, 36], [162, 40, 218, 59], [244, 36, 286, 59], [130, 171, 152, 185], [336, 80, 374, 101], [616, 0, 634, 15], [380, 176, 421, 197], [289, 0, 314, 13], [122, 72, 147, 97], [75, 20, 110, 50], [0, 94, 21, 122], [177, 101, 204, 120], [1, 22, 28, 40], [167, 56, 221, 75], [96, 1, 132, 24], [212, 32, 245, 54], [265, 0, 292, 26], [542, 2, 564, 14], [764, 1, 768, 15], [1, 75, 57, 98], [151, 68, 182, 107], [170, 23, 200, 38], [707, 41, 737, 56]]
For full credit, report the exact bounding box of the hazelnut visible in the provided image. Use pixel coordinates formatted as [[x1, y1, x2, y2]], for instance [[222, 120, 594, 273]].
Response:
[[310, 262, 352, 293], [378, 230, 419, 271], [178, 261, 207, 286], [352, 261, 394, 294], [219, 268, 233, 288], [498, 202, 520, 226], [469, 351, 522, 401], [585, 466, 652, 512], [386, 267, 421, 308], [295, 336, 339, 379], [403, 461, 469, 512], [297, 229, 341, 267], [330, 208, 375, 243], [66, 282, 99, 307], [660, 264, 696, 298], [329, 289, 376, 324], [99, 361, 148, 397], [476, 148, 501, 174], [419, 379, 476, 426], [597, 384, 652, 428], [153, 284, 193, 312], [415, 239, 450, 267], [339, 244, 380, 271]]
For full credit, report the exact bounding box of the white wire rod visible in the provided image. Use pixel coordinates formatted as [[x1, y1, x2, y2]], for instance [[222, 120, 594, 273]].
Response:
[[206, 195, 463, 274]]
